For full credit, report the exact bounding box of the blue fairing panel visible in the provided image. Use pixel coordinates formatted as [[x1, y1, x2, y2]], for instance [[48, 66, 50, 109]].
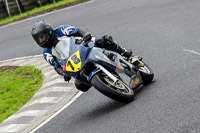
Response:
[[85, 47, 117, 71]]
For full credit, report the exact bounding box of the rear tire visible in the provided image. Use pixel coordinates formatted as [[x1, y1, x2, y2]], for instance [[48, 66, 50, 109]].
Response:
[[139, 62, 154, 85], [91, 72, 134, 103]]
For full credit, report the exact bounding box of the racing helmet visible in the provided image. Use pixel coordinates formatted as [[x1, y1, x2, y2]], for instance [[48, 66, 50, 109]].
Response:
[[31, 20, 55, 48]]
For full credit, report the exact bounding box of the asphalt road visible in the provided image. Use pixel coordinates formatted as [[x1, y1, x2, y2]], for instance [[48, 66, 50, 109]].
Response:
[[1, 0, 200, 132]]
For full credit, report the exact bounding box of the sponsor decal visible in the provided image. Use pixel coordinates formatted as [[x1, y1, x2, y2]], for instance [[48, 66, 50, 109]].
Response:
[[134, 77, 140, 85]]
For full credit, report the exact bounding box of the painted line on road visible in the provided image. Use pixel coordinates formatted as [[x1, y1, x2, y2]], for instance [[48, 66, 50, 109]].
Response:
[[0, 124, 28, 132], [29, 91, 83, 133], [4, 110, 46, 123], [183, 49, 200, 55], [0, 55, 42, 63]]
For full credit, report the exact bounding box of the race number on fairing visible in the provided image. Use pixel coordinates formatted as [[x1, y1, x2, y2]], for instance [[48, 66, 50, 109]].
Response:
[[65, 50, 82, 72]]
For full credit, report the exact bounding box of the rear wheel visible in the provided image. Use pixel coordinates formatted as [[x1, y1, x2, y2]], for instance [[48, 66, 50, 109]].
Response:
[[91, 72, 134, 103], [139, 62, 154, 85]]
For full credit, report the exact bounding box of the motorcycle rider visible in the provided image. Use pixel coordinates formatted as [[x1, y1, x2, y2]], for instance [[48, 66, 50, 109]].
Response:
[[31, 20, 133, 92]]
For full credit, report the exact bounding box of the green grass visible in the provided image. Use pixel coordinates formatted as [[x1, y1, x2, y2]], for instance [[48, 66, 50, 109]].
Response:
[[0, 66, 43, 123], [0, 0, 78, 25]]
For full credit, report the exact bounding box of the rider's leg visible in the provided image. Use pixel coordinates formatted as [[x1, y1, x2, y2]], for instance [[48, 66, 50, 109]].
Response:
[[94, 35, 132, 59]]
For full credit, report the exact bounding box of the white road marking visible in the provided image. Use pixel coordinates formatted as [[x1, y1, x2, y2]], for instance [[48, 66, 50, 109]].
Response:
[[42, 79, 66, 88], [29, 91, 83, 133], [51, 87, 73, 92], [27, 97, 60, 108], [183, 49, 200, 55], [0, 55, 42, 63], [0, 124, 28, 132], [4, 110, 46, 123]]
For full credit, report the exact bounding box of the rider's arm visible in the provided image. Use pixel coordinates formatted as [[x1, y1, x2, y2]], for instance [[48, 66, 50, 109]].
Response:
[[43, 47, 71, 81], [55, 25, 91, 42], [55, 25, 89, 37], [43, 48, 58, 68]]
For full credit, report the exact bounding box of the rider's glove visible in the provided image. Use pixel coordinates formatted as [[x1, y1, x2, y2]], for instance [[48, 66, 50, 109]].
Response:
[[55, 67, 71, 82], [64, 75, 71, 82], [103, 35, 114, 45], [55, 67, 66, 76], [83, 33, 92, 43]]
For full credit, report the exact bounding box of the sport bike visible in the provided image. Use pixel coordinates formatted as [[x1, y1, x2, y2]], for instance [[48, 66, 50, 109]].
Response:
[[54, 37, 154, 103]]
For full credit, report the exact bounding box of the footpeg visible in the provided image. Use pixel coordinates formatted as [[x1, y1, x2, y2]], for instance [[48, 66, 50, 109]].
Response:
[[129, 56, 144, 67]]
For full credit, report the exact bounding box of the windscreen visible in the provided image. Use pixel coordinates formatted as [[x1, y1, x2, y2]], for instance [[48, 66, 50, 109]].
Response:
[[55, 37, 74, 59]]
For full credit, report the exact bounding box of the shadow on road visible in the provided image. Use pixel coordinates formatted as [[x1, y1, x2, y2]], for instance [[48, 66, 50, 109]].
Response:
[[134, 80, 156, 96], [65, 99, 129, 130], [58, 81, 156, 132]]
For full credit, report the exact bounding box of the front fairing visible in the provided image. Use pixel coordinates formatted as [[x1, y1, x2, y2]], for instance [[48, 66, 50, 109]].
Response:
[[55, 37, 90, 77], [55, 38, 117, 79]]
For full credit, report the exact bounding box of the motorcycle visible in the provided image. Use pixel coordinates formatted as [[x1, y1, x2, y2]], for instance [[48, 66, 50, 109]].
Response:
[[54, 37, 154, 103]]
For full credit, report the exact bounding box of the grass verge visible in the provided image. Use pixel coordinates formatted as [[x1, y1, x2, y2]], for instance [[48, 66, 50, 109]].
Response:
[[0, 66, 43, 123], [0, 0, 90, 27]]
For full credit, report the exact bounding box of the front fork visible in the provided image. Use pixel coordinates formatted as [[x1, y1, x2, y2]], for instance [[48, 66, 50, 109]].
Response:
[[94, 64, 119, 83], [87, 63, 119, 84]]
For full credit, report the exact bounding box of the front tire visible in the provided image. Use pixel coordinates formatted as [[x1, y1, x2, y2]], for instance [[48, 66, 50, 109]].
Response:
[[91, 73, 134, 103]]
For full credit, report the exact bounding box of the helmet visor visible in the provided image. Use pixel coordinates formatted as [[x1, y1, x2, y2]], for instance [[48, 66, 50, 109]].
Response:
[[33, 32, 50, 47]]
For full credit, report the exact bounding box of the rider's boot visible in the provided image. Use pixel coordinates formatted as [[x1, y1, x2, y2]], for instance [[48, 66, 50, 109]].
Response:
[[115, 44, 133, 59], [103, 35, 133, 59]]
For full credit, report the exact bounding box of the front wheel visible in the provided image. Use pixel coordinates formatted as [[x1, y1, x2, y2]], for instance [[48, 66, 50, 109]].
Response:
[[91, 73, 134, 103], [139, 62, 154, 85]]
